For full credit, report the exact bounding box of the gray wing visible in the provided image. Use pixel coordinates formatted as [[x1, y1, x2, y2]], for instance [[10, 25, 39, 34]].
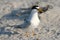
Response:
[[12, 20, 30, 28]]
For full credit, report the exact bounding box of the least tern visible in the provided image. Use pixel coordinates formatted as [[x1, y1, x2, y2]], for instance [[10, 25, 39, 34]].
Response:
[[15, 5, 49, 28]]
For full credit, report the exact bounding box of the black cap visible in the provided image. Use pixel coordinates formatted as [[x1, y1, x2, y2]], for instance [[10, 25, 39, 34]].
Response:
[[31, 5, 39, 9]]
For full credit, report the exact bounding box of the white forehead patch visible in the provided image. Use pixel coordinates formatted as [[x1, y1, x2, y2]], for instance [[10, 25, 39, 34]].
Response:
[[36, 7, 39, 9]]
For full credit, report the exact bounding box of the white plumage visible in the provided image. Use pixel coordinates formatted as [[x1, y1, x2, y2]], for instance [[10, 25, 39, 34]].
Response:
[[27, 9, 40, 28]]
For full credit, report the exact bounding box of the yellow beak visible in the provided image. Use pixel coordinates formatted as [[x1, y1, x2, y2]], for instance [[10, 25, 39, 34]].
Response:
[[37, 8, 43, 13]]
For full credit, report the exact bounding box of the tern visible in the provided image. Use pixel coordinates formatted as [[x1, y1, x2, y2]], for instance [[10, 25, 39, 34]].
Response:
[[14, 5, 49, 28]]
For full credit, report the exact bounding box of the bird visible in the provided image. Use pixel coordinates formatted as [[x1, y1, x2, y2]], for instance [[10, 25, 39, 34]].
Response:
[[14, 5, 49, 28]]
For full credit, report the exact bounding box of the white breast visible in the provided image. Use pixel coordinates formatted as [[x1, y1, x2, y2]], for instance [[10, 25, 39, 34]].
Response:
[[27, 9, 40, 28]]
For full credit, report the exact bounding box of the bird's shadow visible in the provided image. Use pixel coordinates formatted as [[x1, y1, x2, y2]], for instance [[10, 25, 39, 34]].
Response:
[[0, 27, 19, 36], [1, 8, 31, 20], [0, 8, 32, 36]]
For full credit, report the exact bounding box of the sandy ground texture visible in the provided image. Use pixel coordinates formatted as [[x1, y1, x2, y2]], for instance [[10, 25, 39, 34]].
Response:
[[0, 0, 60, 40]]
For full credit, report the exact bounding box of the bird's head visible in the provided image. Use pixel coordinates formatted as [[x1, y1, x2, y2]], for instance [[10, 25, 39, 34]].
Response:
[[31, 5, 50, 13], [31, 5, 44, 14], [31, 5, 39, 9]]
